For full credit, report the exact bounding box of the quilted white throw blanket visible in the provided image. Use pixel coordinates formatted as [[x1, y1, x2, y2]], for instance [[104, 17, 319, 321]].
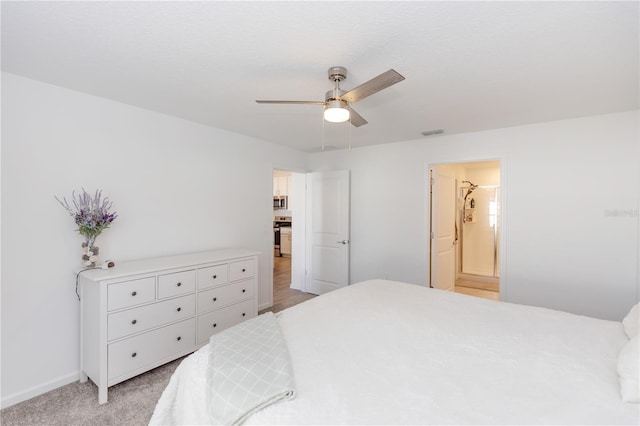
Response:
[[206, 311, 295, 425]]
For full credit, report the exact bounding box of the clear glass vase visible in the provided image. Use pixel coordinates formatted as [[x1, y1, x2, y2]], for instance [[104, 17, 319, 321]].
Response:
[[81, 237, 100, 267]]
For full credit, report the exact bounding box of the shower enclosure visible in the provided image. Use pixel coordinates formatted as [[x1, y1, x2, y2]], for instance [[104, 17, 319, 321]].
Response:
[[459, 185, 500, 278]]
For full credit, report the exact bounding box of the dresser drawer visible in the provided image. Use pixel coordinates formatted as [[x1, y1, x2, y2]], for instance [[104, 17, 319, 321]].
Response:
[[197, 264, 228, 290], [158, 270, 196, 299], [197, 279, 255, 313], [107, 294, 196, 341], [108, 277, 156, 311], [197, 299, 256, 344], [229, 259, 255, 282], [108, 318, 195, 381]]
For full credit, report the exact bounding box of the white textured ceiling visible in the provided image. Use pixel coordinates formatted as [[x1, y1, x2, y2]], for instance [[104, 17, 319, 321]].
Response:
[[2, 1, 638, 152]]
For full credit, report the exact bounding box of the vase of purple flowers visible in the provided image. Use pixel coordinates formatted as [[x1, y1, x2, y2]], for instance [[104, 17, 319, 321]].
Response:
[[56, 189, 117, 267]]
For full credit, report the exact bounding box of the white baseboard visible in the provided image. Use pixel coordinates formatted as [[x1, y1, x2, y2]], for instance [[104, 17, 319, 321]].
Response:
[[258, 301, 273, 311], [1, 371, 80, 409], [289, 280, 304, 292]]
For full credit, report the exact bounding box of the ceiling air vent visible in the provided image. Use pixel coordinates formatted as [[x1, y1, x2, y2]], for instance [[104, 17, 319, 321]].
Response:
[[421, 129, 444, 136]]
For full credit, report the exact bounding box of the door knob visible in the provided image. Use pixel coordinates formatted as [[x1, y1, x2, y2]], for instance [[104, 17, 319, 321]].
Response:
[[336, 240, 349, 245]]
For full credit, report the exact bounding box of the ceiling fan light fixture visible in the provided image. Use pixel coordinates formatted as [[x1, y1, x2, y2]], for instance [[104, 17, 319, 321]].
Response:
[[324, 100, 350, 123]]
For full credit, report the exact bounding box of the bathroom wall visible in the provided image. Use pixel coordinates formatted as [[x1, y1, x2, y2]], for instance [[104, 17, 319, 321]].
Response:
[[461, 163, 501, 277]]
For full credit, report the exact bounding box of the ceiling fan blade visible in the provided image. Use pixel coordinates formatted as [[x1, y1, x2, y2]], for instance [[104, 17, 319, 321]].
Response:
[[346, 106, 368, 127], [340, 69, 405, 104], [256, 100, 326, 105]]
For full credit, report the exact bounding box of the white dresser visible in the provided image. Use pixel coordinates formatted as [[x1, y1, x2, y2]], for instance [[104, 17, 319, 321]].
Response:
[[78, 249, 259, 404]]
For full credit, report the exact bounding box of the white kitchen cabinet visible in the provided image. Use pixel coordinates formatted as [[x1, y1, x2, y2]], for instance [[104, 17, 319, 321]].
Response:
[[280, 227, 292, 255], [273, 176, 289, 197], [285, 175, 292, 205], [78, 249, 259, 404]]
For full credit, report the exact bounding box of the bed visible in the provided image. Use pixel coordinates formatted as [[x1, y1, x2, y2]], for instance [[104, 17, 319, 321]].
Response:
[[150, 279, 639, 425]]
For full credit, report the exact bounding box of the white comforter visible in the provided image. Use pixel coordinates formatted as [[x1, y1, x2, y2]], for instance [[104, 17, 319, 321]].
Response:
[[151, 279, 638, 425]]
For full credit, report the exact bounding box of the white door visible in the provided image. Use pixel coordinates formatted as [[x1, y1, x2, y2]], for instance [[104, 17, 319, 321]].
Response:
[[305, 170, 350, 295], [430, 165, 456, 291]]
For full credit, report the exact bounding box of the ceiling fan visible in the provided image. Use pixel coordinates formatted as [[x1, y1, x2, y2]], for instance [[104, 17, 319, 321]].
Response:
[[256, 66, 405, 127]]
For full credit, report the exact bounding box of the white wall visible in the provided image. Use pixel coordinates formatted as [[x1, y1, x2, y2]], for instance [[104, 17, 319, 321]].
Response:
[[0, 72, 307, 407], [309, 111, 639, 321]]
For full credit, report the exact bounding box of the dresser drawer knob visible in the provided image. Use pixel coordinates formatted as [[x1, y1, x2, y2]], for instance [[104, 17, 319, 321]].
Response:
[[213, 274, 217, 279], [213, 297, 217, 302], [131, 319, 137, 325], [212, 323, 217, 328], [242, 313, 246, 317], [242, 289, 246, 293], [131, 352, 137, 358], [131, 291, 137, 296], [176, 336, 182, 341], [177, 307, 182, 312], [177, 282, 182, 287], [242, 268, 246, 272]]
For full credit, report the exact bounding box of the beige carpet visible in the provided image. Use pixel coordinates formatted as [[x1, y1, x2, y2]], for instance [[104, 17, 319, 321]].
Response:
[[0, 356, 184, 426]]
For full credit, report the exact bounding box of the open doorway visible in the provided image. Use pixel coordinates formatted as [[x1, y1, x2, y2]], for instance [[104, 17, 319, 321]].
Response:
[[270, 169, 315, 313], [272, 170, 293, 309], [429, 160, 501, 301]]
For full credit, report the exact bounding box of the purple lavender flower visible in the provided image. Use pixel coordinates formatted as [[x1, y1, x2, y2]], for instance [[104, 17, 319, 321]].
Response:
[[56, 189, 118, 242]]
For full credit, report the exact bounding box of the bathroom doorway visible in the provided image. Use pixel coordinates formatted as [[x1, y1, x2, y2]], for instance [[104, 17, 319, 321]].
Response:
[[429, 160, 501, 301]]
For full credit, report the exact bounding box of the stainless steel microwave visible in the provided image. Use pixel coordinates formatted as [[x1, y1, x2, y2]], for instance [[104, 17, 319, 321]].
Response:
[[273, 196, 288, 210]]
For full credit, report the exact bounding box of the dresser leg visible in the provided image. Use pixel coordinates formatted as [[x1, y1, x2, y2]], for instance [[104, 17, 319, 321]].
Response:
[[98, 386, 108, 404], [79, 371, 88, 383]]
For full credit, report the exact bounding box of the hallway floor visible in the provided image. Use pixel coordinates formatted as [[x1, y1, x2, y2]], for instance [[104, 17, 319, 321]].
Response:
[[455, 278, 500, 301], [263, 256, 499, 311], [260, 255, 316, 314]]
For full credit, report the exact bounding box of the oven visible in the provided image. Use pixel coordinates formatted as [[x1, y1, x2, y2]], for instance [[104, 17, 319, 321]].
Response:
[[273, 216, 292, 257]]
